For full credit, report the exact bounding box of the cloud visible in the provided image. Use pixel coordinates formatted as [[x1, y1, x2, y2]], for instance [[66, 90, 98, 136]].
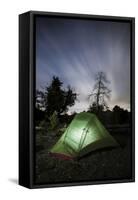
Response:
[[36, 17, 131, 112]]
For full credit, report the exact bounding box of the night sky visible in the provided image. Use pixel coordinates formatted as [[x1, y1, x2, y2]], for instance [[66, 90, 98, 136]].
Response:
[[36, 16, 131, 113]]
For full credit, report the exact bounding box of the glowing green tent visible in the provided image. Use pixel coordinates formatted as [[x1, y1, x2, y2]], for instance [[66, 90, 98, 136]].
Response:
[[50, 112, 118, 159]]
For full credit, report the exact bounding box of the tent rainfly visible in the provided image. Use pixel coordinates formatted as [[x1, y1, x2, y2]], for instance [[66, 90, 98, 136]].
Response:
[[50, 112, 118, 159]]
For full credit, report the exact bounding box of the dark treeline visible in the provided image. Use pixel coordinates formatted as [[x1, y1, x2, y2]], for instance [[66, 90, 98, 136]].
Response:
[[35, 74, 130, 128], [35, 105, 130, 127]]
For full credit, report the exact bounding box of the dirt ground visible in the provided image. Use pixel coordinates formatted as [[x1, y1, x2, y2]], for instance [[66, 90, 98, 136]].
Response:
[[35, 127, 132, 185]]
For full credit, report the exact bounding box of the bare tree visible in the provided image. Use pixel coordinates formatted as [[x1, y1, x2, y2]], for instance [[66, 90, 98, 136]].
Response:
[[88, 71, 111, 112]]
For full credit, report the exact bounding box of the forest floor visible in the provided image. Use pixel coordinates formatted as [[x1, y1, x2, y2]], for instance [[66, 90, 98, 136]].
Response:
[[35, 126, 132, 185]]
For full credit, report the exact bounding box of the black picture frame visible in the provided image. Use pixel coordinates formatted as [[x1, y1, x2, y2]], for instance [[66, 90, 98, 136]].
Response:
[[19, 11, 135, 189]]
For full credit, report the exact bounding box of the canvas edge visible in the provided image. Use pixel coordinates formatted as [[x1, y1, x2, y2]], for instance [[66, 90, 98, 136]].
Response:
[[131, 17, 135, 182], [19, 12, 32, 188], [20, 10, 135, 21]]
